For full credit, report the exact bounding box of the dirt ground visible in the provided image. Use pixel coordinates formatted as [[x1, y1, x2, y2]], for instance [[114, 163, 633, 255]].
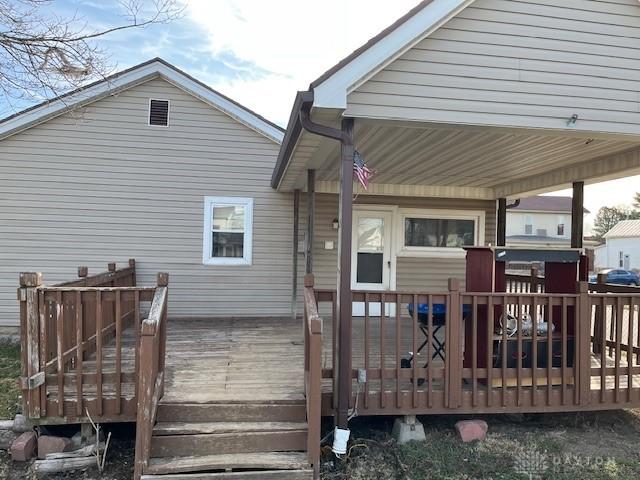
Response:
[[0, 424, 134, 480], [321, 410, 640, 480]]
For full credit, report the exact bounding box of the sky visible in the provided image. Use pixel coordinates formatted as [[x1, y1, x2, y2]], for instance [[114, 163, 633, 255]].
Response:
[[2, 0, 639, 231]]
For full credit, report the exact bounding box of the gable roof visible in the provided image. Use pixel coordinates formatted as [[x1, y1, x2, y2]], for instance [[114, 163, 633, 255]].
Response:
[[273, 0, 472, 187], [311, 0, 472, 108], [604, 219, 640, 239], [0, 58, 284, 144], [511, 196, 590, 214]]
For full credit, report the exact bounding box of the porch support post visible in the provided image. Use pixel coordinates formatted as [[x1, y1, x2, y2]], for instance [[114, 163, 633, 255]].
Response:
[[292, 189, 300, 319], [336, 117, 354, 429], [571, 181, 584, 249], [306, 169, 315, 275], [496, 198, 507, 246]]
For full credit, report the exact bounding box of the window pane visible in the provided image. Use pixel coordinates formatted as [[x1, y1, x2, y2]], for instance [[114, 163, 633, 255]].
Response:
[[404, 218, 475, 247], [357, 252, 383, 283], [212, 205, 245, 231], [212, 232, 244, 258], [358, 218, 384, 251]]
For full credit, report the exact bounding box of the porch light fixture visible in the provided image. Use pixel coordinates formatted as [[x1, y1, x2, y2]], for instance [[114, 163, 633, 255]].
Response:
[[566, 114, 578, 126], [332, 218, 339, 229]]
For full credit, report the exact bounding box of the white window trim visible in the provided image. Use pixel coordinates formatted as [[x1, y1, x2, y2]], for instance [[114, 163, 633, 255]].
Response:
[[148, 98, 170, 127], [395, 208, 485, 259], [202, 196, 253, 266]]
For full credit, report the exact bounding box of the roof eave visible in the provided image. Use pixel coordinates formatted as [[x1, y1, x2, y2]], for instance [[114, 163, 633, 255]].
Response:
[[271, 90, 314, 189], [0, 58, 284, 144]]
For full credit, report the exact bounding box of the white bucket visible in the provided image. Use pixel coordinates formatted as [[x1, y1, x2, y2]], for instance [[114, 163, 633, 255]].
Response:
[[332, 427, 350, 455]]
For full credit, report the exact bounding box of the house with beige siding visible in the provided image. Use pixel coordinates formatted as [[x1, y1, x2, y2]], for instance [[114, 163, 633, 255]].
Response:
[[6, 1, 640, 479], [0, 58, 290, 329]]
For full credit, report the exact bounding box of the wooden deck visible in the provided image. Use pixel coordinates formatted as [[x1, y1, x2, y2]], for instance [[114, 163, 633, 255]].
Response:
[[321, 315, 640, 396], [161, 318, 305, 404]]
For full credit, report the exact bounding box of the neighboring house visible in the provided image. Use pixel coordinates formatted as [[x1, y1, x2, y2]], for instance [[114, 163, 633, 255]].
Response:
[[0, 58, 289, 328], [506, 196, 589, 247], [594, 220, 640, 271]]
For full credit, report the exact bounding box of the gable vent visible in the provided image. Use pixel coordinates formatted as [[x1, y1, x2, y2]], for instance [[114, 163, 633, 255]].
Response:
[[149, 99, 169, 126]]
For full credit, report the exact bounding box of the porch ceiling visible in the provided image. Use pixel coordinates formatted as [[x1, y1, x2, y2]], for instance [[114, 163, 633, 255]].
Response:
[[279, 116, 640, 199]]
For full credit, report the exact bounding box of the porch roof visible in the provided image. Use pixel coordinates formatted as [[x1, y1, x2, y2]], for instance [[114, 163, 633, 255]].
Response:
[[273, 111, 640, 200], [272, 0, 640, 199]]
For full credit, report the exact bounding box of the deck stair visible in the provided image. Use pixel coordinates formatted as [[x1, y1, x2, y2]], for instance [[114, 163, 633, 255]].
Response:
[[141, 399, 313, 479]]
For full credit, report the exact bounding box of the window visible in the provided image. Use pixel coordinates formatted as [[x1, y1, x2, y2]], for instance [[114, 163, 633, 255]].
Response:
[[557, 215, 566, 236], [203, 197, 253, 265], [524, 215, 533, 235], [149, 99, 169, 126], [405, 218, 475, 247], [398, 209, 484, 257]]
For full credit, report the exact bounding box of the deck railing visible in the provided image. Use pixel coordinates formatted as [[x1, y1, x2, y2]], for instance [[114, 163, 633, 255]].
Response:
[[303, 274, 322, 480], [17, 261, 166, 423], [316, 281, 640, 415], [133, 274, 168, 480], [506, 267, 545, 293]]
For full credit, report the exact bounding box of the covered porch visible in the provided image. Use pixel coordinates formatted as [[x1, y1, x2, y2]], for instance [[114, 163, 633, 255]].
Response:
[[280, 98, 640, 431]]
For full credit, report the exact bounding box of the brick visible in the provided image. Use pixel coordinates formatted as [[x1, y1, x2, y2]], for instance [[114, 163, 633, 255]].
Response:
[[10, 431, 36, 461], [37, 435, 71, 459], [455, 419, 488, 443]]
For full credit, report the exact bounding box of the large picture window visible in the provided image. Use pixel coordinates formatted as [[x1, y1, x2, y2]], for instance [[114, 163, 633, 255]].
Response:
[[405, 218, 475, 247], [203, 197, 253, 265], [398, 209, 484, 257]]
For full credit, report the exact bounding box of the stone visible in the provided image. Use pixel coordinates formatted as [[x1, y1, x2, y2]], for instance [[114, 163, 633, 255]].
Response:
[[392, 415, 426, 444], [455, 419, 488, 443], [70, 429, 104, 450], [10, 431, 37, 461], [0, 429, 18, 450], [12, 414, 32, 433], [37, 435, 71, 459]]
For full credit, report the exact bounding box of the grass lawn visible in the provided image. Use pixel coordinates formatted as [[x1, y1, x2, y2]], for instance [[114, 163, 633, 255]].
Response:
[[0, 345, 20, 420], [322, 411, 640, 479]]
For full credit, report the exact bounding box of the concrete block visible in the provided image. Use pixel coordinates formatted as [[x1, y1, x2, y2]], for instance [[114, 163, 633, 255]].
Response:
[[455, 419, 488, 443], [392, 415, 426, 444]]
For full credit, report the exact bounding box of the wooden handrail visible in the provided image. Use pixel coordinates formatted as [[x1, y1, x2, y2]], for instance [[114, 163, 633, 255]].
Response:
[[303, 274, 322, 480], [134, 274, 169, 480], [17, 260, 140, 420]]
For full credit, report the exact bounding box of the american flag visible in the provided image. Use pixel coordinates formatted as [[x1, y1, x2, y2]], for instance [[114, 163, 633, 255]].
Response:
[[353, 151, 373, 189]]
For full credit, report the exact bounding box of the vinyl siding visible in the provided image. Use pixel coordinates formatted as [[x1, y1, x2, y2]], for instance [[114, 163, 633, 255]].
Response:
[[0, 77, 291, 326], [311, 194, 496, 292], [346, 0, 640, 135]]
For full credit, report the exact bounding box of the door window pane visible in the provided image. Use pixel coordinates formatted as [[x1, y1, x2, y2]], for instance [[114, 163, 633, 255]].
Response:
[[358, 218, 384, 251], [357, 252, 384, 283], [404, 218, 475, 247]]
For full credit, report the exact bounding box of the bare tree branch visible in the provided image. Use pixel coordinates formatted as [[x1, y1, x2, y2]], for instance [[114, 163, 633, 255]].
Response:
[[0, 0, 184, 108]]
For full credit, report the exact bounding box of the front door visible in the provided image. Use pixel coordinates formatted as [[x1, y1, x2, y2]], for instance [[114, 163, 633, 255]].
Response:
[[351, 209, 393, 316]]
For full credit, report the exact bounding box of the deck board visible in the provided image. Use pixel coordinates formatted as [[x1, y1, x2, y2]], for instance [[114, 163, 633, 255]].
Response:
[[46, 317, 306, 405]]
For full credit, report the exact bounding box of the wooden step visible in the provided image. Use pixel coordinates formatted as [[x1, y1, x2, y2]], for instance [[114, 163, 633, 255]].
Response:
[[141, 470, 313, 479], [153, 422, 308, 436], [150, 428, 308, 458], [156, 403, 306, 423], [145, 452, 309, 475]]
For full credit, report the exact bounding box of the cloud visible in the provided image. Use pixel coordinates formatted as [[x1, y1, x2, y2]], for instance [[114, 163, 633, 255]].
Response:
[[186, 0, 422, 125]]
